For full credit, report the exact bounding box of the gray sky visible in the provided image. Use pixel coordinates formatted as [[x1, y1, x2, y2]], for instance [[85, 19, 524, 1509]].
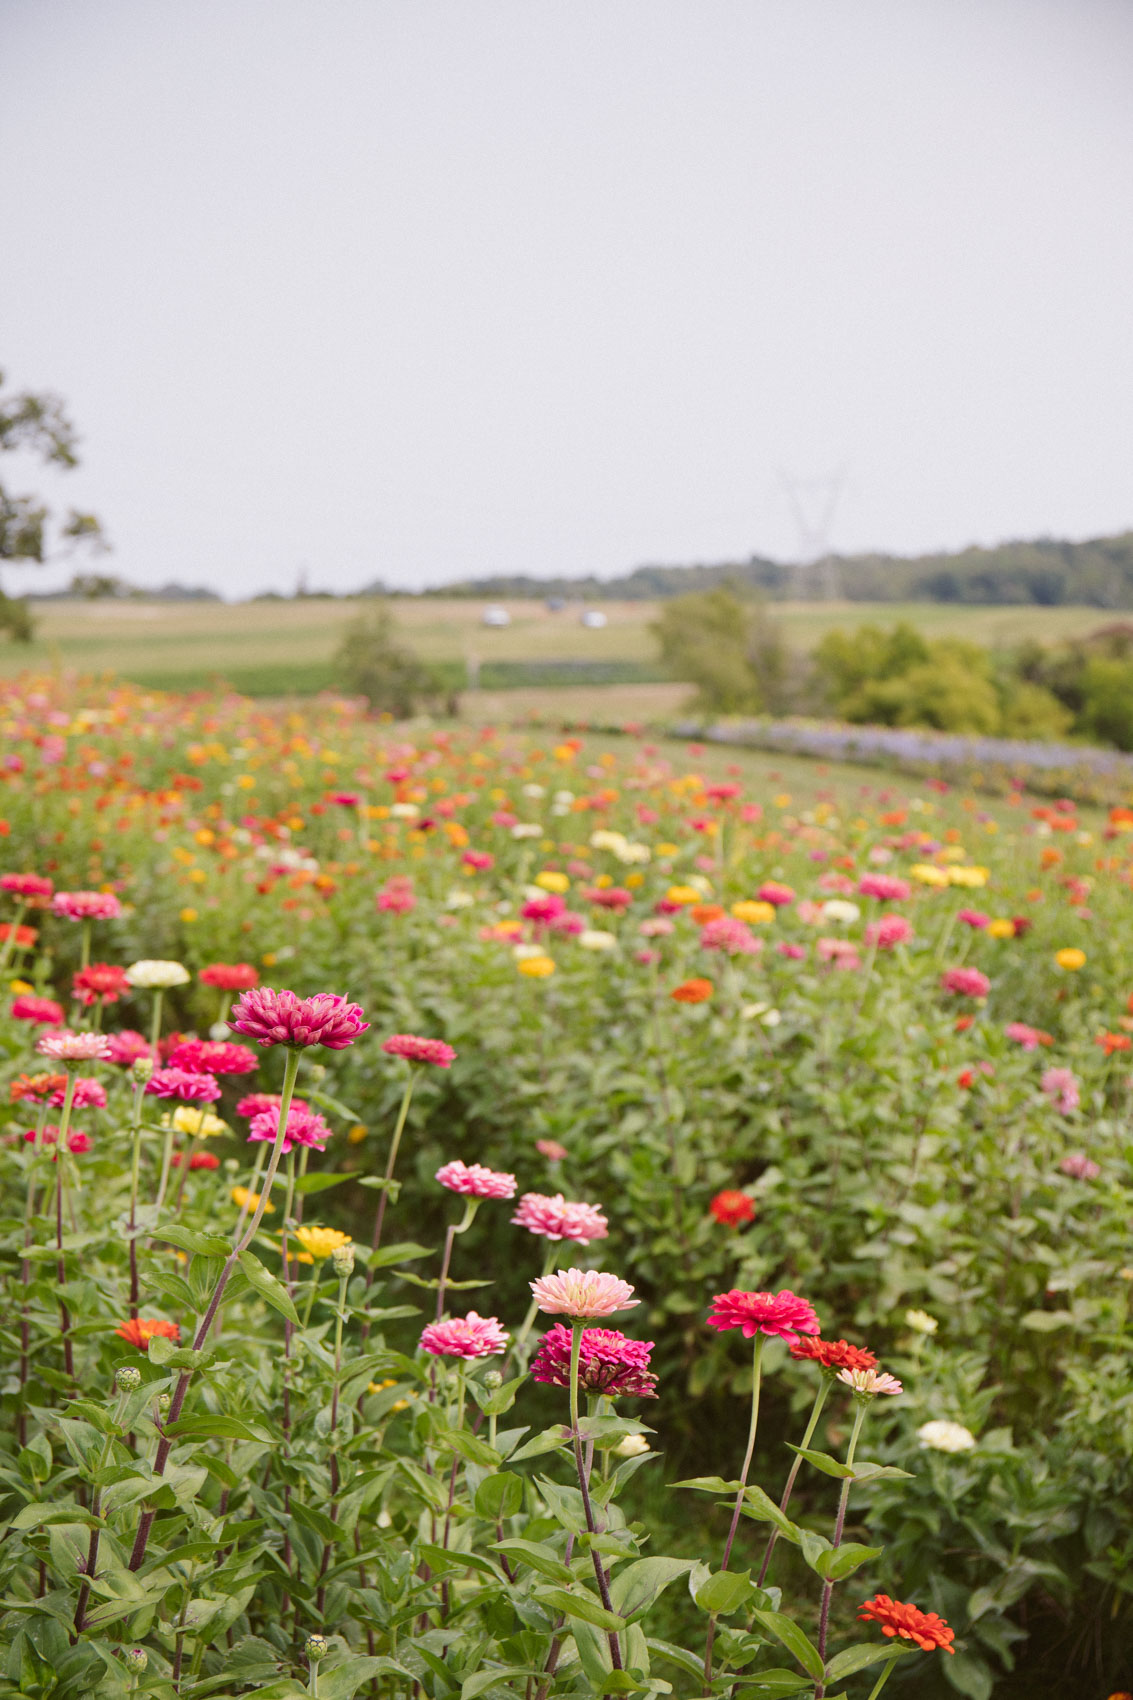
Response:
[[2, 0, 1132, 598]]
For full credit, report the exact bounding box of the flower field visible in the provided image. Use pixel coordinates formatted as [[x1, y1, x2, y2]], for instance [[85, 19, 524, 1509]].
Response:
[[1, 674, 1132, 1700]]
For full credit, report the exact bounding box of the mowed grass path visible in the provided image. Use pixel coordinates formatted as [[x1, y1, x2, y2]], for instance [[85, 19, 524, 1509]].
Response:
[[0, 595, 1114, 696]]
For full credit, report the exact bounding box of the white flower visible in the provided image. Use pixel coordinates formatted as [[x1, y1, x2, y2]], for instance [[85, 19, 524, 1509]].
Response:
[[821, 899, 860, 925], [613, 1434, 650, 1458], [590, 829, 628, 854], [917, 1419, 976, 1453], [513, 942, 545, 961], [578, 929, 617, 952], [905, 1308, 939, 1335], [687, 875, 713, 895], [741, 1002, 781, 1027], [614, 841, 651, 865], [553, 791, 575, 806], [125, 960, 191, 990], [390, 802, 419, 819], [446, 890, 475, 909], [511, 824, 542, 839], [522, 783, 546, 799]]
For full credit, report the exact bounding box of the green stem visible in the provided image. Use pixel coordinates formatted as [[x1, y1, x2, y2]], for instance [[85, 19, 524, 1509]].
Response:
[[365, 1069, 417, 1284], [0, 900, 26, 971], [864, 1660, 899, 1700], [570, 1320, 623, 1672], [757, 1377, 832, 1586], [149, 988, 165, 1051], [435, 1197, 480, 1321], [127, 1079, 145, 1316], [54, 1071, 78, 1379], [233, 1142, 269, 1241], [814, 1400, 869, 1696], [704, 1333, 765, 1692]]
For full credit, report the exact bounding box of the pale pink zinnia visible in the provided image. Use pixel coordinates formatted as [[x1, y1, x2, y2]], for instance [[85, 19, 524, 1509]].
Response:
[[838, 1367, 903, 1397], [104, 1030, 153, 1067], [435, 1159, 517, 1199], [1042, 1066, 1080, 1114], [531, 1268, 638, 1319], [419, 1312, 509, 1359], [1005, 1022, 1042, 1051], [858, 874, 911, 902], [941, 967, 990, 998], [230, 987, 369, 1050], [699, 917, 762, 956], [513, 1192, 609, 1245], [381, 1034, 457, 1068], [706, 1288, 821, 1343], [144, 1068, 223, 1103], [864, 915, 913, 950], [249, 1103, 332, 1154], [1060, 1152, 1099, 1180], [36, 1032, 113, 1063], [51, 891, 123, 921]]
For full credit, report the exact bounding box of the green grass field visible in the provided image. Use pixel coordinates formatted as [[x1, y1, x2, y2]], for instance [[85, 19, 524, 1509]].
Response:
[[0, 593, 1114, 699]]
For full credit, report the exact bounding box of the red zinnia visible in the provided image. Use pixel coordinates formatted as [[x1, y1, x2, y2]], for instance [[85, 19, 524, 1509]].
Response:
[[72, 963, 131, 1006], [789, 1337, 878, 1373], [671, 977, 713, 1004], [11, 995, 64, 1026], [200, 962, 260, 991], [115, 1318, 181, 1350], [707, 1288, 821, 1343], [709, 1190, 756, 1228], [167, 1039, 258, 1075], [171, 1150, 221, 1170], [858, 1595, 954, 1655]]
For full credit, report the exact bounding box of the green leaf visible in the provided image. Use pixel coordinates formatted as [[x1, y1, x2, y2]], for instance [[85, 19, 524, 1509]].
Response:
[[675, 1475, 745, 1495], [507, 1424, 573, 1462], [811, 1543, 884, 1582], [163, 1414, 270, 1442], [461, 1668, 538, 1700], [474, 1471, 525, 1520], [723, 1671, 813, 1696], [469, 1374, 524, 1416], [646, 1638, 705, 1680], [417, 1543, 505, 1581], [315, 1658, 415, 1700], [847, 1461, 914, 1483], [1020, 1310, 1074, 1332], [152, 1222, 232, 1258], [695, 1570, 756, 1615], [306, 1089, 361, 1120], [825, 1644, 914, 1681], [750, 1611, 825, 1681], [785, 1446, 856, 1480], [610, 1557, 696, 1622], [491, 1539, 574, 1583], [238, 1250, 300, 1325], [369, 1241, 432, 1268], [738, 1484, 804, 1542], [432, 1427, 501, 1469], [943, 1651, 995, 1700], [533, 1585, 625, 1632], [292, 1171, 349, 1196]]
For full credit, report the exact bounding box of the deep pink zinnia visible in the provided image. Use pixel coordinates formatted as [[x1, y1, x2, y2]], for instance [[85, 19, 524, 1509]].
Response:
[[758, 882, 795, 907], [699, 917, 762, 956], [2, 873, 53, 899], [167, 1039, 259, 1076], [51, 891, 123, 921], [419, 1312, 509, 1359], [381, 1034, 457, 1068], [585, 886, 634, 911], [249, 1103, 332, 1155], [144, 1069, 223, 1103], [777, 941, 806, 960], [865, 915, 914, 951], [512, 1192, 609, 1245], [49, 1077, 106, 1110], [858, 874, 911, 902], [104, 1030, 153, 1067], [435, 1160, 517, 1199], [521, 894, 566, 925], [230, 987, 369, 1050], [531, 1324, 658, 1398], [957, 909, 990, 930], [236, 1090, 299, 1120], [11, 995, 64, 1026], [706, 1288, 821, 1343], [941, 967, 990, 999]]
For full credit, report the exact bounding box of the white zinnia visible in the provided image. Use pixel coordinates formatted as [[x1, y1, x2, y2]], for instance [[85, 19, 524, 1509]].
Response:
[[905, 1308, 939, 1335], [511, 823, 542, 839], [578, 929, 617, 952], [125, 960, 191, 990], [917, 1419, 976, 1453], [821, 899, 860, 924], [390, 802, 419, 819]]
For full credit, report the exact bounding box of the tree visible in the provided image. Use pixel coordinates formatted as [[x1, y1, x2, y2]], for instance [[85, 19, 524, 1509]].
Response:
[[651, 588, 793, 715], [0, 369, 109, 639], [333, 603, 447, 718]]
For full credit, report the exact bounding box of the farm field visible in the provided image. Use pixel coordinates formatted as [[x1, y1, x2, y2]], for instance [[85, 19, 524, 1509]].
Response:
[[1, 596, 1119, 697], [0, 671, 1131, 1699]]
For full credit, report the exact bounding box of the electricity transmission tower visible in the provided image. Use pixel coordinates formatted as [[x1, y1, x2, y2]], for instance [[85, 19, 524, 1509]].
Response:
[[777, 468, 847, 599]]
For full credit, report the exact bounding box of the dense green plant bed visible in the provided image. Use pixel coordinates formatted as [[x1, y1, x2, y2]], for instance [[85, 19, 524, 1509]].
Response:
[[0, 674, 1130, 1700]]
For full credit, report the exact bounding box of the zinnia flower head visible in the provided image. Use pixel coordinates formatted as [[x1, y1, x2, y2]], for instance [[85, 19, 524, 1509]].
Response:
[[838, 1367, 903, 1398], [1060, 1152, 1100, 1180], [49, 1077, 106, 1110], [11, 995, 64, 1026], [536, 1138, 568, 1161], [115, 1317, 180, 1351], [436, 1159, 517, 1199], [709, 1189, 756, 1228], [857, 1595, 954, 1655], [167, 1106, 229, 1138], [172, 1149, 221, 1170], [249, 1103, 332, 1155], [1055, 947, 1086, 972], [531, 1324, 658, 1397], [865, 915, 913, 951], [231, 1185, 274, 1214], [699, 917, 762, 956], [52, 891, 122, 921], [707, 1288, 821, 1343], [166, 1039, 258, 1075], [1042, 1066, 1080, 1114], [858, 874, 911, 902], [513, 1192, 609, 1243], [381, 1033, 457, 1068], [941, 967, 990, 998], [1, 872, 53, 900], [671, 977, 713, 1004], [199, 962, 260, 991], [72, 963, 131, 1006], [10, 1071, 63, 1104], [789, 1337, 878, 1373], [957, 908, 989, 929], [293, 1225, 352, 1260], [145, 1068, 222, 1103], [917, 1419, 976, 1453], [419, 1312, 509, 1359], [125, 960, 191, 990], [105, 1030, 153, 1067], [37, 1032, 113, 1063], [531, 1268, 638, 1319], [758, 882, 795, 907], [230, 987, 369, 1050]]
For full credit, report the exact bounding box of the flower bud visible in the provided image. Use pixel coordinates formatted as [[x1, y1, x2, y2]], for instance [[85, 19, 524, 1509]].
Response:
[[156, 1392, 171, 1416], [483, 1370, 503, 1390], [304, 1633, 328, 1660], [131, 1056, 154, 1084], [123, 1647, 148, 1673], [331, 1243, 355, 1279], [116, 1366, 142, 1393]]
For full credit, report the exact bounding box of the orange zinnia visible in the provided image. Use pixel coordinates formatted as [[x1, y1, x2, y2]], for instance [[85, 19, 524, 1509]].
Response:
[[1097, 1032, 1132, 1056], [671, 977, 713, 1004], [858, 1595, 954, 1654], [115, 1318, 181, 1350], [689, 903, 725, 925]]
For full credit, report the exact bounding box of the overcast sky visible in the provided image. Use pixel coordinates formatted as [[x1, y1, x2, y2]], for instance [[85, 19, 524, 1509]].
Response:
[[2, 0, 1132, 598]]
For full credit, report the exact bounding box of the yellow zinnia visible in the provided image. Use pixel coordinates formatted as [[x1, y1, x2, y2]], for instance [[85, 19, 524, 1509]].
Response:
[[665, 884, 701, 906], [909, 863, 950, 888], [293, 1225, 352, 1261], [518, 954, 556, 978], [1055, 947, 1086, 972], [986, 918, 1015, 940], [947, 865, 989, 888], [731, 900, 776, 925], [534, 870, 570, 894], [167, 1106, 229, 1139], [231, 1186, 274, 1214]]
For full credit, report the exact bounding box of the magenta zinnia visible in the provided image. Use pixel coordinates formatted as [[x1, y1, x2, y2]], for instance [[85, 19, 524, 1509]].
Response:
[[249, 1103, 332, 1154], [51, 890, 123, 921], [512, 1192, 609, 1244], [381, 1033, 457, 1068], [941, 967, 990, 998], [419, 1312, 509, 1359], [167, 1039, 258, 1076], [230, 987, 369, 1050], [707, 1288, 821, 1343], [11, 995, 64, 1026], [531, 1324, 657, 1397], [531, 1268, 638, 1319], [435, 1160, 517, 1199], [144, 1068, 223, 1103]]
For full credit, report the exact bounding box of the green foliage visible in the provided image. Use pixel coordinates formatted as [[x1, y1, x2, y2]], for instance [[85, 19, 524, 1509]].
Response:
[[652, 590, 793, 716], [332, 601, 447, 716]]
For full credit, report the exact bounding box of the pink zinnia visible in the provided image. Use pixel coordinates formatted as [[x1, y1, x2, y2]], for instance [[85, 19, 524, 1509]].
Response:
[[777, 941, 806, 960], [818, 937, 861, 969], [382, 1034, 457, 1068], [699, 917, 762, 956], [249, 1103, 332, 1155], [865, 915, 913, 951], [1060, 1152, 1099, 1180], [521, 894, 566, 926], [838, 1367, 903, 1397], [531, 1324, 657, 1398], [858, 874, 911, 902], [585, 886, 633, 911], [1042, 1067, 1080, 1114], [512, 1192, 609, 1245], [531, 1268, 638, 1319], [957, 909, 990, 930], [25, 1124, 91, 1155], [104, 1030, 153, 1067], [1, 873, 53, 899], [329, 791, 363, 807], [638, 917, 674, 938], [435, 1159, 517, 1199], [536, 1138, 568, 1161], [941, 967, 990, 998], [706, 1288, 821, 1343], [377, 879, 416, 915], [419, 1312, 509, 1359], [145, 1068, 223, 1103], [199, 962, 259, 991], [462, 850, 494, 871], [758, 882, 795, 907], [230, 987, 369, 1050], [37, 1032, 113, 1063], [1005, 1022, 1042, 1051], [237, 1090, 294, 1119], [51, 891, 122, 921], [11, 995, 64, 1026], [49, 1077, 106, 1110], [167, 1039, 258, 1076]]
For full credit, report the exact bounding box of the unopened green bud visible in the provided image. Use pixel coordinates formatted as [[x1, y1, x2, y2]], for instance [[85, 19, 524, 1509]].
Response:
[[123, 1647, 148, 1673], [331, 1243, 355, 1278], [156, 1392, 171, 1416], [484, 1370, 503, 1390], [304, 1633, 328, 1660], [116, 1366, 142, 1393], [132, 1056, 154, 1084]]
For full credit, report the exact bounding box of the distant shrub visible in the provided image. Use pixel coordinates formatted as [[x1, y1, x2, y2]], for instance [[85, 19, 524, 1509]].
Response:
[[333, 601, 448, 716], [652, 588, 795, 714]]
